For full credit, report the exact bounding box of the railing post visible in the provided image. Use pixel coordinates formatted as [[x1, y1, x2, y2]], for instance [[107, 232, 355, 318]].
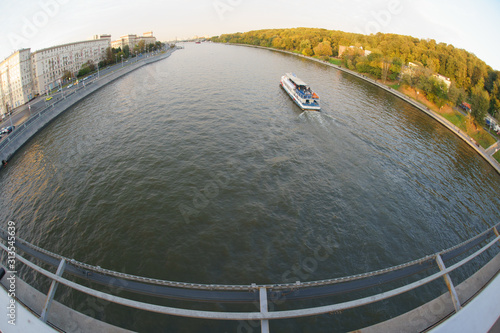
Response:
[[40, 259, 66, 322], [259, 287, 269, 333], [494, 227, 500, 244], [435, 254, 461, 312]]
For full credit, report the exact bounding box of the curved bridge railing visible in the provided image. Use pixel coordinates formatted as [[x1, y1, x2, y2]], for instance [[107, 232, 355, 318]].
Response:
[[0, 223, 499, 332]]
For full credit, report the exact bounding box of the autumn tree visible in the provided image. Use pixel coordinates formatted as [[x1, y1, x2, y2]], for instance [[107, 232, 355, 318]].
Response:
[[313, 41, 332, 58], [271, 37, 282, 49], [105, 47, 114, 65], [300, 39, 313, 56], [138, 40, 146, 52]]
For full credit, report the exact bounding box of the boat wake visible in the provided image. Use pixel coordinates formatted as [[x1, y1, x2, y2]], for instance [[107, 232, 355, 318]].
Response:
[[299, 110, 340, 127]]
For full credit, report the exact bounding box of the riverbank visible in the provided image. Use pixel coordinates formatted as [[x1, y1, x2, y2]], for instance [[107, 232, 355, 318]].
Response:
[[228, 43, 500, 175], [0, 47, 177, 167]]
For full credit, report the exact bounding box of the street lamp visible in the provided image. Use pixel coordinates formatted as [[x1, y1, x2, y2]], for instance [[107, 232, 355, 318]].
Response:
[[8, 106, 13, 127], [97, 61, 100, 79], [121, 54, 124, 67]]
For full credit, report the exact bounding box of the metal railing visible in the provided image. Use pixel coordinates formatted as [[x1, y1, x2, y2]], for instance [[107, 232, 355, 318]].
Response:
[[0, 223, 499, 332]]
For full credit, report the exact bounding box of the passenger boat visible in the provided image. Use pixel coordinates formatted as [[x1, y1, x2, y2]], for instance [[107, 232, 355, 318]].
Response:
[[280, 73, 320, 111]]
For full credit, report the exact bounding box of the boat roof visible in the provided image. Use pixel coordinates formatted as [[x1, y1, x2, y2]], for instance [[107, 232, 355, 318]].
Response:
[[285, 73, 308, 86]]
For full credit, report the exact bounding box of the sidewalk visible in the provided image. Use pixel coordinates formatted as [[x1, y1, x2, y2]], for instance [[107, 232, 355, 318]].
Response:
[[485, 141, 500, 156]]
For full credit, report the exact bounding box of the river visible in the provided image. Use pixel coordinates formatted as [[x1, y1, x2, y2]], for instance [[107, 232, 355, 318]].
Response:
[[0, 42, 499, 332]]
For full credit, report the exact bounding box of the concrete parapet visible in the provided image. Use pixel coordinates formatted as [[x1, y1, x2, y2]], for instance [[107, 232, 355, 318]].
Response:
[[356, 253, 500, 333], [0, 264, 134, 332]]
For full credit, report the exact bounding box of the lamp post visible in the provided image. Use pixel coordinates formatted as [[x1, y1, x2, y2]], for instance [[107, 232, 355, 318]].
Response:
[[121, 55, 124, 67], [97, 61, 100, 79], [8, 106, 13, 127]]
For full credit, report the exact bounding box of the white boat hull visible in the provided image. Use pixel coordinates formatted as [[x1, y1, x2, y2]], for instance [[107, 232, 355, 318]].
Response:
[[280, 75, 320, 111]]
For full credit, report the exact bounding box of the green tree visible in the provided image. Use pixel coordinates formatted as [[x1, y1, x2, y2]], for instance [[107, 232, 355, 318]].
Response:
[[123, 45, 130, 58], [448, 83, 466, 106], [77, 60, 95, 77], [116, 51, 126, 63], [470, 85, 490, 121], [138, 40, 146, 52], [389, 57, 403, 80], [429, 77, 448, 108]]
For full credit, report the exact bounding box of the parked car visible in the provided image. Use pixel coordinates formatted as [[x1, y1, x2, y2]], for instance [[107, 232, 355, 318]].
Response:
[[1, 126, 15, 134]]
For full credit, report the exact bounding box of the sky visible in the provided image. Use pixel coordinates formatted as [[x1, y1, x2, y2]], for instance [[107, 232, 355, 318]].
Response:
[[1, 0, 499, 70]]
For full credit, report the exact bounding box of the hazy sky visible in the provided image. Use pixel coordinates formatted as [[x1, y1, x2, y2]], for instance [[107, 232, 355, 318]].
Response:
[[1, 0, 499, 70]]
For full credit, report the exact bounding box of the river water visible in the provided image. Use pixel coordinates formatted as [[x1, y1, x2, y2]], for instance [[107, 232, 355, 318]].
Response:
[[0, 43, 499, 332]]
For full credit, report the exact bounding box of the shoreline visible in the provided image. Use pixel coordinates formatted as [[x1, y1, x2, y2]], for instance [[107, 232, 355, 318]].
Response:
[[0, 48, 177, 167], [228, 43, 500, 175]]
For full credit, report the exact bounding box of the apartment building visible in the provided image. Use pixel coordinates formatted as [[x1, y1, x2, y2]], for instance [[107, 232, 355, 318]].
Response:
[[31, 35, 111, 95], [0, 49, 34, 114], [111, 32, 157, 51], [0, 32, 157, 114]]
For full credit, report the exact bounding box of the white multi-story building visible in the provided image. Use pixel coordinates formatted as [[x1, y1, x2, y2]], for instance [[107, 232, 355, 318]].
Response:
[[0, 32, 157, 115], [433, 73, 452, 91], [141, 31, 156, 47], [31, 35, 111, 95], [111, 32, 157, 51], [111, 34, 137, 50], [0, 49, 34, 114]]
